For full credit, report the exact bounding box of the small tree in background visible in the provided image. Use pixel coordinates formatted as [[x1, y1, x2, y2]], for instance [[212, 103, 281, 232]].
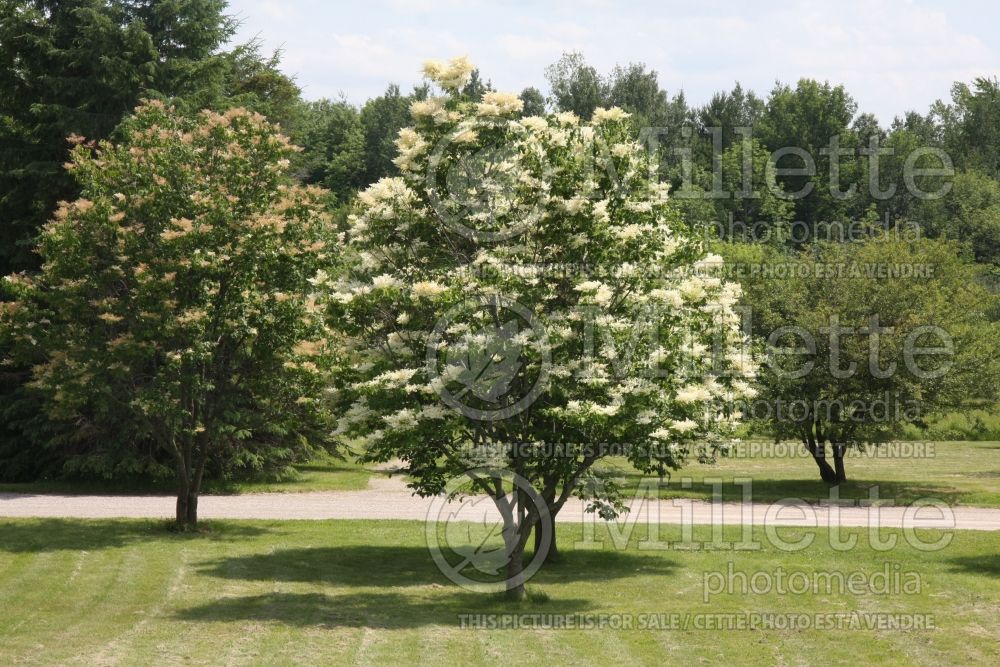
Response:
[[518, 87, 547, 117], [723, 237, 999, 484], [324, 57, 755, 599], [1, 102, 335, 527]]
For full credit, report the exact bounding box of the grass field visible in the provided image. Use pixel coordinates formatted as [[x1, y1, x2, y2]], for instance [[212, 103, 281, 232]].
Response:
[[0, 518, 998, 665], [599, 440, 1000, 507]]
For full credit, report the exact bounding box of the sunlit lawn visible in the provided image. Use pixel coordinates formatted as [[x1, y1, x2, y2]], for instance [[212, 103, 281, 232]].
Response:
[[598, 440, 1000, 507], [0, 518, 998, 665]]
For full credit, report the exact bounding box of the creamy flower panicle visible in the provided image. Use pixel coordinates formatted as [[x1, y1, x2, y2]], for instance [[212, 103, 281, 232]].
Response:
[[421, 56, 475, 90], [476, 91, 525, 117]]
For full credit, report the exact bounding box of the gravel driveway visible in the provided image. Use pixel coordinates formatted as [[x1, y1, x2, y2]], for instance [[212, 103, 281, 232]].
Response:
[[3, 473, 999, 530]]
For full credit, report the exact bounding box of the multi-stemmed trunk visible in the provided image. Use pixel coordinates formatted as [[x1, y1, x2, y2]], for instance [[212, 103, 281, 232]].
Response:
[[172, 434, 209, 529], [495, 501, 534, 601], [478, 453, 591, 598], [176, 486, 199, 526], [491, 484, 552, 601], [804, 437, 848, 485]]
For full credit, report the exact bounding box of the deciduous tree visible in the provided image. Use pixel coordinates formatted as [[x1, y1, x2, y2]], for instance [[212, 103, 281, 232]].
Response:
[[1, 103, 335, 526], [722, 238, 998, 483], [325, 57, 754, 598]]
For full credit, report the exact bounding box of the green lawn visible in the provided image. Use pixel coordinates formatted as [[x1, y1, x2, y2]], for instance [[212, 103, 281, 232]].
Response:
[[599, 440, 1000, 507], [0, 518, 998, 665]]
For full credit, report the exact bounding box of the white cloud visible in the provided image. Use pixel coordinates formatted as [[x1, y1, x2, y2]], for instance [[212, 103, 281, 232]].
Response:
[[496, 34, 573, 62], [226, 0, 1000, 122]]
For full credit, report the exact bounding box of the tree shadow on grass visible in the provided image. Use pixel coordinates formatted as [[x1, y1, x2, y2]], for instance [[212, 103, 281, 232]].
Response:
[[0, 518, 271, 553], [964, 470, 1000, 479], [195, 545, 680, 588], [176, 590, 595, 629], [746, 479, 965, 506], [947, 555, 1000, 578], [612, 476, 966, 506]]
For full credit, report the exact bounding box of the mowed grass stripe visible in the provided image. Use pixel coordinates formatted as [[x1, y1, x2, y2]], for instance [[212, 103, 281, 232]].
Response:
[[86, 547, 193, 667], [0, 519, 997, 665]]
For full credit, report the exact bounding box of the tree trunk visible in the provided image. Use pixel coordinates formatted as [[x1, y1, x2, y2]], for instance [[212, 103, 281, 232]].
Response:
[[832, 443, 847, 484], [533, 508, 559, 564], [175, 487, 199, 527], [173, 434, 208, 529], [505, 541, 527, 601], [174, 446, 201, 528], [805, 438, 838, 484]]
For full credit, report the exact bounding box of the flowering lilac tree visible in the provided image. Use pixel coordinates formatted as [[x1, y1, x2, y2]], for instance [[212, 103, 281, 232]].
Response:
[[324, 57, 756, 598]]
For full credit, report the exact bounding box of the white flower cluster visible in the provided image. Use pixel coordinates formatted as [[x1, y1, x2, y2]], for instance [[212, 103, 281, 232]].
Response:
[[355, 177, 417, 220], [675, 384, 714, 404], [554, 111, 580, 126], [591, 106, 630, 124], [393, 128, 429, 172], [411, 280, 447, 299], [421, 56, 475, 90], [574, 280, 614, 307], [410, 97, 455, 125], [476, 91, 524, 117]]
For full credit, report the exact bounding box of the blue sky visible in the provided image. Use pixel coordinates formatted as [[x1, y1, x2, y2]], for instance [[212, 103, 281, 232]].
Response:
[[226, 0, 1000, 124]]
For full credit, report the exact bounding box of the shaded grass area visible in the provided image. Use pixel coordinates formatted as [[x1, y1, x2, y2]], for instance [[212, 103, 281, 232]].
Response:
[[598, 440, 1000, 507], [0, 518, 999, 665], [0, 452, 374, 496]]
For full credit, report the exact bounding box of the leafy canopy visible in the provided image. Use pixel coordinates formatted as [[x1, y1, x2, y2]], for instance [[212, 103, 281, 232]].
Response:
[[1, 102, 335, 489]]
